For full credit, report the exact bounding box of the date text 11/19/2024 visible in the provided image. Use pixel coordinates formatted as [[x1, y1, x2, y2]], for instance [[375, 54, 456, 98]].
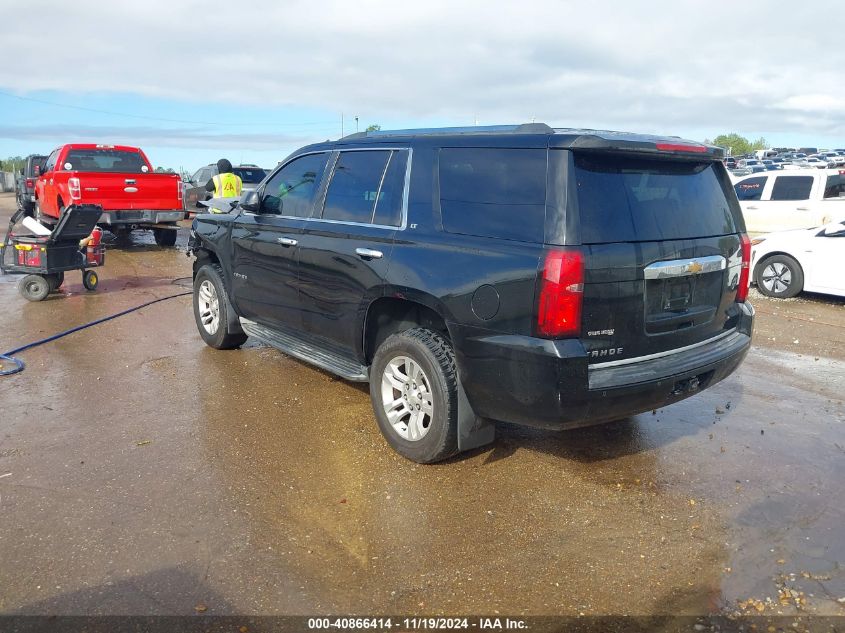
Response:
[[307, 617, 528, 630]]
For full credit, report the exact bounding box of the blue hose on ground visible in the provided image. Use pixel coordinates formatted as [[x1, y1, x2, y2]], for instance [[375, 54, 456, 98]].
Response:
[[0, 291, 192, 377]]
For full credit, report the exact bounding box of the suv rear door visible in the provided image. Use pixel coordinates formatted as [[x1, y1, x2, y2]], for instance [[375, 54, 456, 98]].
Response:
[[568, 151, 746, 364], [296, 148, 408, 357]]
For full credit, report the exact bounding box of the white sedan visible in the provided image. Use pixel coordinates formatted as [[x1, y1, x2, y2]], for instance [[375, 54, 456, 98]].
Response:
[[751, 220, 845, 298]]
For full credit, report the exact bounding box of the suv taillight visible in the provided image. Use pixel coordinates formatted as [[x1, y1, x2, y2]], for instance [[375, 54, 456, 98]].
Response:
[[68, 177, 82, 201], [537, 249, 584, 338], [737, 233, 751, 302], [25, 178, 34, 188]]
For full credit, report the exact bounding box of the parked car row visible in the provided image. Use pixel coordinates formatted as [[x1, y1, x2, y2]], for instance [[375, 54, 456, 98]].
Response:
[[727, 149, 845, 178]]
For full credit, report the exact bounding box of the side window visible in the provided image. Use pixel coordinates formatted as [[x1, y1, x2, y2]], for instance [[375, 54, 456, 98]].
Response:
[[373, 150, 408, 227], [192, 168, 205, 183], [439, 147, 547, 243], [322, 151, 392, 224], [824, 174, 845, 199], [734, 176, 767, 201], [260, 153, 329, 216], [43, 150, 59, 173], [771, 176, 814, 201]]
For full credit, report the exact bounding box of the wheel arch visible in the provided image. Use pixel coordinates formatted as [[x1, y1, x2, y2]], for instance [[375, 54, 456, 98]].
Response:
[[753, 250, 805, 282], [362, 295, 453, 365]]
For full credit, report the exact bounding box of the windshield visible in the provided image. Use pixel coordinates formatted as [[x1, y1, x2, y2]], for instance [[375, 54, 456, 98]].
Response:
[[233, 167, 266, 184], [63, 149, 147, 173]]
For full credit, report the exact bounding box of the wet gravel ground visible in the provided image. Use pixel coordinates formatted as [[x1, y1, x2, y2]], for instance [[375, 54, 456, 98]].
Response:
[[0, 194, 843, 617]]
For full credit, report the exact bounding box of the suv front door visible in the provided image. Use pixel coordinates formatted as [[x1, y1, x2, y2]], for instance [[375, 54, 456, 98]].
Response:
[[297, 148, 409, 358], [230, 152, 331, 328]]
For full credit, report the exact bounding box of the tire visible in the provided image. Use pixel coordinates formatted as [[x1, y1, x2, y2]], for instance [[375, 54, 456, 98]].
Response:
[[34, 203, 53, 227], [82, 270, 99, 291], [755, 254, 804, 298], [46, 272, 64, 291], [193, 263, 247, 349], [369, 328, 459, 463], [19, 275, 50, 302], [153, 227, 177, 247]]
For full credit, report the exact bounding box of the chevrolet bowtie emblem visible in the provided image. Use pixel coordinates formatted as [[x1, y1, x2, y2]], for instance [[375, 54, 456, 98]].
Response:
[[686, 261, 704, 274]]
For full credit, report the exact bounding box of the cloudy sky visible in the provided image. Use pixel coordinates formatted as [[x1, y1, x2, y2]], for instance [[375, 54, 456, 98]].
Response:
[[1, 0, 844, 171]]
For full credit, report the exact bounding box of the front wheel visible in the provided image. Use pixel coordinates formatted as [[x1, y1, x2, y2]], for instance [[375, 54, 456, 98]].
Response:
[[369, 328, 459, 463], [82, 270, 99, 291], [193, 264, 247, 349], [755, 254, 804, 298]]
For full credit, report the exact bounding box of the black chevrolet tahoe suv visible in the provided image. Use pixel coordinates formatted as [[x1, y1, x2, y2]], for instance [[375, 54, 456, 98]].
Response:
[[188, 123, 754, 463]]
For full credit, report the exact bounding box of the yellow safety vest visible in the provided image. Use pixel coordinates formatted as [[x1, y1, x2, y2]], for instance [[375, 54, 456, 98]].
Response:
[[212, 172, 243, 198]]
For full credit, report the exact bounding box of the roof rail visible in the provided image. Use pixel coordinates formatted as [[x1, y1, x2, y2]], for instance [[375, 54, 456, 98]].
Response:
[[340, 122, 553, 140]]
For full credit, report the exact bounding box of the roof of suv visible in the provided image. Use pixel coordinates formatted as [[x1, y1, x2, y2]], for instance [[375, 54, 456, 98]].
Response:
[[314, 123, 723, 158]]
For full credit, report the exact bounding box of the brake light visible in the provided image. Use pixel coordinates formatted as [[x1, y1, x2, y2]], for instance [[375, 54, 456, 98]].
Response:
[[537, 249, 584, 338], [177, 178, 183, 203], [25, 178, 33, 188], [737, 233, 751, 302], [68, 177, 81, 201], [655, 143, 708, 153]]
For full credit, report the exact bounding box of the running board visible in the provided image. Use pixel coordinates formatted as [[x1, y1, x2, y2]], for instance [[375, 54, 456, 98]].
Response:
[[240, 319, 369, 382]]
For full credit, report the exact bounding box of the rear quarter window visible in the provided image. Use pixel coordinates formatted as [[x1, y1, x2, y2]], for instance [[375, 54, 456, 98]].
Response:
[[574, 154, 737, 244], [438, 148, 547, 243], [824, 174, 845, 199]]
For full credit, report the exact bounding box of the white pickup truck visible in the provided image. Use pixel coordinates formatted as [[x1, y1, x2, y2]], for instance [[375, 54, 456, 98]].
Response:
[[733, 169, 845, 233]]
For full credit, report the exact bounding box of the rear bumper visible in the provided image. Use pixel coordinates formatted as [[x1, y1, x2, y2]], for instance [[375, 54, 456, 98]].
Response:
[[97, 210, 185, 226], [451, 302, 754, 429]]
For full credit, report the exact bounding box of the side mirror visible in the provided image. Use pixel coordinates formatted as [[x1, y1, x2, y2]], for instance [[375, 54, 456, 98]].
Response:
[[241, 190, 260, 212]]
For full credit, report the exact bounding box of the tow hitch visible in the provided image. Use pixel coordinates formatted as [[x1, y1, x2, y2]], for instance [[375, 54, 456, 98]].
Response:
[[672, 375, 701, 395]]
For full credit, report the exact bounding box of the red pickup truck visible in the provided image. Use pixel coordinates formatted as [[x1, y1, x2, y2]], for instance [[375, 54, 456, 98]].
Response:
[[35, 144, 184, 246]]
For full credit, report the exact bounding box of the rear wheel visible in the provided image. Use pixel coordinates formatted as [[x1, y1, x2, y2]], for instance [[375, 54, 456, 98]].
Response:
[[370, 328, 459, 463], [34, 203, 54, 227], [153, 227, 177, 247], [193, 264, 247, 349], [46, 272, 64, 291], [755, 254, 804, 298], [19, 275, 50, 301]]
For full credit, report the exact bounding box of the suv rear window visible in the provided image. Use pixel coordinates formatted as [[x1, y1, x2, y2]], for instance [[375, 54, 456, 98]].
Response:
[[232, 167, 266, 184], [439, 148, 546, 243], [64, 149, 146, 173], [574, 154, 737, 244]]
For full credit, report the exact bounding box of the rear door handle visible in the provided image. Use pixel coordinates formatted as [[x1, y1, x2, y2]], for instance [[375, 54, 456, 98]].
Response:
[[277, 237, 298, 246], [796, 207, 809, 210], [746, 205, 758, 209], [355, 247, 383, 259]]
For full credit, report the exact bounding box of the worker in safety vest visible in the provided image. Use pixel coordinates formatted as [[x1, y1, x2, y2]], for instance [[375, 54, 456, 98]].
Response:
[[205, 158, 243, 199]]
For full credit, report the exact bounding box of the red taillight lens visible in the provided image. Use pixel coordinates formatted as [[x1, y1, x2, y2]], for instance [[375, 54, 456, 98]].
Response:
[[737, 233, 751, 302], [25, 178, 34, 188], [537, 249, 584, 338], [177, 179, 183, 203], [68, 177, 81, 201]]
